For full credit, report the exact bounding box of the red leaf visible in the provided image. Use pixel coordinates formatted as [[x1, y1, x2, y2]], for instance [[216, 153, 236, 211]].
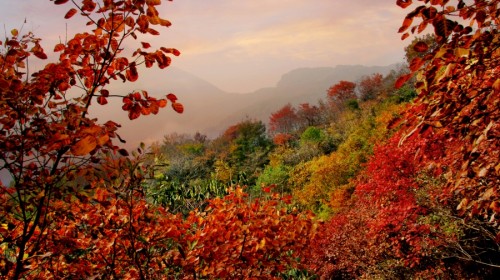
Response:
[[395, 73, 412, 89], [172, 102, 184, 114], [413, 41, 429, 53], [126, 67, 138, 82], [141, 42, 151, 49], [132, 92, 141, 100], [97, 96, 108, 105], [64, 8, 78, 19], [34, 51, 48, 60], [54, 0, 69, 4], [397, 0, 412, 9], [409, 57, 425, 72], [128, 110, 141, 120], [166, 93, 177, 102]]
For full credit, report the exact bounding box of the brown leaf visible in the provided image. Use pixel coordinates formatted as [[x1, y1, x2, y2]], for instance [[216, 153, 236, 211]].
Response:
[[118, 149, 129, 156]]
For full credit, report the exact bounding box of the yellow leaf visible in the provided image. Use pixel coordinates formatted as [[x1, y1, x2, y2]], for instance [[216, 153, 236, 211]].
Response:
[[455, 47, 469, 57], [71, 135, 97, 156], [492, 79, 500, 92], [35, 190, 45, 200]]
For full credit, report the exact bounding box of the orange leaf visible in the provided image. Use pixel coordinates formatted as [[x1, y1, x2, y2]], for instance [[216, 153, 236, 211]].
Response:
[[65, 8, 78, 19], [172, 102, 184, 114], [71, 136, 97, 156], [147, 28, 160, 35], [54, 43, 65, 52], [158, 99, 167, 108], [160, 47, 181, 56], [97, 134, 110, 146], [159, 18, 172, 27], [146, 0, 161, 5], [398, 17, 413, 33]]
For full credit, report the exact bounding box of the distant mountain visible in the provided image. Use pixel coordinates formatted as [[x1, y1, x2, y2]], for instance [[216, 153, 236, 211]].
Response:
[[92, 65, 397, 148], [207, 64, 397, 134]]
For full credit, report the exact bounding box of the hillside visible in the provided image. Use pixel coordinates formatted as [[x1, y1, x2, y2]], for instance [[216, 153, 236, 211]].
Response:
[[94, 64, 396, 146]]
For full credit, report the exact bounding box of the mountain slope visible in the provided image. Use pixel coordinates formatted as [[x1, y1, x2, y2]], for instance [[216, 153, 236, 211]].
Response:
[[93, 64, 397, 147]]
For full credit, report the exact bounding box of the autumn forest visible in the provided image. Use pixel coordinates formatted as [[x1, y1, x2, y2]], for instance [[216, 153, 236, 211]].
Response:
[[1, 0, 500, 279]]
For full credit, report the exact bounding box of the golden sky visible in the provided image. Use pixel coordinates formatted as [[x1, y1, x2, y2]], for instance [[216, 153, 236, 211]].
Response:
[[1, 0, 411, 93]]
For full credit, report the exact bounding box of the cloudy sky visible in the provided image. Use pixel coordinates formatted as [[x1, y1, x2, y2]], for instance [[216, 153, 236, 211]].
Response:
[[1, 0, 410, 93]]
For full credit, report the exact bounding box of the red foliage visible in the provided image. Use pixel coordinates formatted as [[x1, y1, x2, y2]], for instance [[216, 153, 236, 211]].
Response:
[[306, 132, 454, 278], [0, 1, 182, 278], [327, 80, 356, 103], [11, 180, 314, 279], [272, 133, 294, 146], [397, 0, 500, 241], [268, 103, 298, 135]]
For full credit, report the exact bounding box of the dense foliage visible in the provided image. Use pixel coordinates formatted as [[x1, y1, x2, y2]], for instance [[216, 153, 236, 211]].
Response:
[[1, 0, 499, 279]]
